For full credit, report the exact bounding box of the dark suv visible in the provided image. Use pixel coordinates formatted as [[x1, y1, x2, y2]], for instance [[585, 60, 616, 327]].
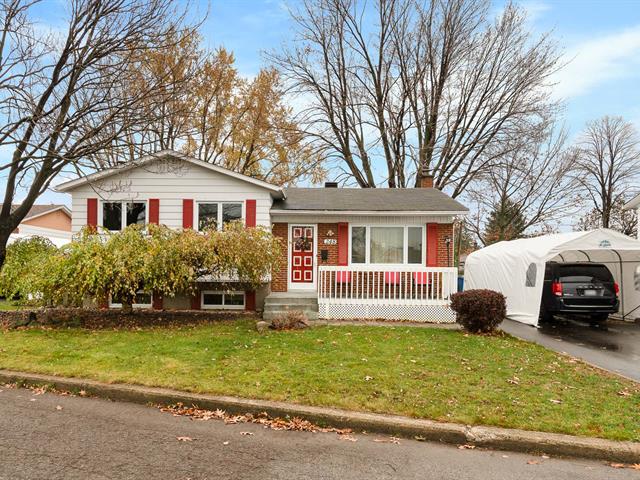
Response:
[[540, 262, 619, 324]]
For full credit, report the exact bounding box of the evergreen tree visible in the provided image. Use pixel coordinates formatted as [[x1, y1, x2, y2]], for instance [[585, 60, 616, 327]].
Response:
[[483, 199, 527, 244]]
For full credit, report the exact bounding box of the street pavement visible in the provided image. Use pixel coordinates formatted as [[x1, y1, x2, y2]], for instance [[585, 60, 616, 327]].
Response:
[[0, 386, 637, 479], [501, 318, 640, 381]]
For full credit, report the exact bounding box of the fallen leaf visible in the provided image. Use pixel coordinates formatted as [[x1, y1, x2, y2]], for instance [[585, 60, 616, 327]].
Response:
[[364, 376, 373, 381], [527, 460, 539, 465], [617, 390, 631, 397], [338, 434, 357, 442], [223, 441, 229, 445], [374, 437, 400, 444], [29, 398, 36, 402], [240, 432, 254, 436], [548, 399, 562, 404], [79, 390, 87, 397], [458, 444, 476, 450], [55, 405, 63, 411], [610, 463, 626, 469], [631, 464, 640, 470], [541, 455, 549, 459], [176, 436, 193, 442]]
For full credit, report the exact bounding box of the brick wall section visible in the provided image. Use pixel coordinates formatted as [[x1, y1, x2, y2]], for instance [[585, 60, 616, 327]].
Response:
[[272, 223, 289, 292], [317, 223, 340, 267], [436, 223, 454, 267]]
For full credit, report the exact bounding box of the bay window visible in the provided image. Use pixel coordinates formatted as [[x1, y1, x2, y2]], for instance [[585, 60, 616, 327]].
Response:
[[102, 201, 146, 231], [351, 225, 424, 265], [197, 202, 242, 231]]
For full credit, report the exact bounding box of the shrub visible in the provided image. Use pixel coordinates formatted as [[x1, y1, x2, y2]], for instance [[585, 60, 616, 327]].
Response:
[[450, 289, 506, 333], [0, 236, 57, 304], [41, 223, 283, 309], [270, 310, 309, 331]]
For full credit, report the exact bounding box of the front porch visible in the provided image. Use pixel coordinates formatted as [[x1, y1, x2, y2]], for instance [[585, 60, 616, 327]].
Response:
[[318, 265, 458, 322], [265, 266, 458, 323]]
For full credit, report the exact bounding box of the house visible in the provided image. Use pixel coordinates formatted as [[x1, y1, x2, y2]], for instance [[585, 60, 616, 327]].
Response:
[[56, 150, 468, 321], [5, 204, 72, 247]]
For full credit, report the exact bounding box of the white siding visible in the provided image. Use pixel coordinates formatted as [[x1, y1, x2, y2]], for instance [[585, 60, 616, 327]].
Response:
[[270, 214, 455, 224], [69, 159, 274, 232]]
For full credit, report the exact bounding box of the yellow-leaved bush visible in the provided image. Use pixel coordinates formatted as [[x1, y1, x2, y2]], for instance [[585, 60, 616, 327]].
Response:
[[39, 223, 282, 308]]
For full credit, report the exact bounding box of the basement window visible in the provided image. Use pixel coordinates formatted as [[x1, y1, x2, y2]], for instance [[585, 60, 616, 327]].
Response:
[[201, 290, 245, 310], [109, 290, 152, 309]]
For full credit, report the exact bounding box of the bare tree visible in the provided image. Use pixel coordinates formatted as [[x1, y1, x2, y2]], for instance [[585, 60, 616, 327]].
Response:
[[270, 0, 561, 191], [467, 122, 574, 245], [577, 198, 637, 237], [572, 116, 640, 229], [0, 0, 191, 267]]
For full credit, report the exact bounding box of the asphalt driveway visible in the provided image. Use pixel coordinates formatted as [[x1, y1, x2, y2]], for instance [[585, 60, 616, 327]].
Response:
[[501, 318, 640, 382]]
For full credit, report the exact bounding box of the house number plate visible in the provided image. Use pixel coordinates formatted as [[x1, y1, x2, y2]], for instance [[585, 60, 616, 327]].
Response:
[[323, 239, 337, 245]]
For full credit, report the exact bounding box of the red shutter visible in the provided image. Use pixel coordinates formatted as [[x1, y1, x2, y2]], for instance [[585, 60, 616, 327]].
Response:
[[152, 292, 163, 310], [426, 223, 438, 267], [337, 222, 349, 266], [87, 198, 98, 228], [149, 199, 159, 225], [245, 199, 256, 227], [182, 199, 194, 229], [245, 290, 256, 311], [190, 290, 201, 310]]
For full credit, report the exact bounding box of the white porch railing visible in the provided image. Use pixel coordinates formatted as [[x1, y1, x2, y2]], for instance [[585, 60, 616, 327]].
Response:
[[317, 265, 458, 323]]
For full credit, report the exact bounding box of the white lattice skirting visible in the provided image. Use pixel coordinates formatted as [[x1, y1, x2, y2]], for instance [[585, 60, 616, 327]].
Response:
[[318, 302, 457, 323]]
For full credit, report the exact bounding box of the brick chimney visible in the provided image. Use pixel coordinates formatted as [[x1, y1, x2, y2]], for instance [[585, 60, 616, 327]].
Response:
[[417, 166, 434, 188]]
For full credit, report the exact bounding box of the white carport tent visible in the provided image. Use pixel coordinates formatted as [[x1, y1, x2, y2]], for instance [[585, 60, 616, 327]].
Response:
[[464, 229, 640, 326]]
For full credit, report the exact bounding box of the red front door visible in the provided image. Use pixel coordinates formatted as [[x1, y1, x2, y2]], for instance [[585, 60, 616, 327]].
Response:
[[291, 225, 314, 284]]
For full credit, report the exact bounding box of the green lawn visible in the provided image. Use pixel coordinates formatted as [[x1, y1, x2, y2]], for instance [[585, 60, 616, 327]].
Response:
[[1, 319, 638, 441]]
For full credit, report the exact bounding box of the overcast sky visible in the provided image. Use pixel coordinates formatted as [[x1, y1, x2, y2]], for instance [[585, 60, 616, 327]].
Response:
[[24, 0, 640, 204]]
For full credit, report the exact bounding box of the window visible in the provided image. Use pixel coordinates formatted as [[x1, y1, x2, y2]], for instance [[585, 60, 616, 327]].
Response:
[[197, 202, 243, 231], [351, 226, 366, 263], [350, 225, 424, 265], [201, 290, 245, 309], [525, 263, 537, 287], [407, 227, 423, 264], [102, 201, 146, 231], [110, 290, 152, 309], [370, 227, 404, 263], [198, 203, 218, 231]]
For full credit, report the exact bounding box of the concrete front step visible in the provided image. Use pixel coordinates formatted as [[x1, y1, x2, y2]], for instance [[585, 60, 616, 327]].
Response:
[[263, 302, 318, 311], [263, 291, 320, 321], [264, 297, 318, 309], [263, 308, 319, 321]]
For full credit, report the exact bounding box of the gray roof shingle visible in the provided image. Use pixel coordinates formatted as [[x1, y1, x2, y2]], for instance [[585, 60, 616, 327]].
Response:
[[272, 188, 468, 213]]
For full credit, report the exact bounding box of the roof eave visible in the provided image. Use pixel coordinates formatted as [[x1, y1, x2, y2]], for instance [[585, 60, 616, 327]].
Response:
[[270, 209, 468, 216]]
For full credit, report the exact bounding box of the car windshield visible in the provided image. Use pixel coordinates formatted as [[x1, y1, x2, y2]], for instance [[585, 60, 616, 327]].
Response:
[[558, 265, 612, 283]]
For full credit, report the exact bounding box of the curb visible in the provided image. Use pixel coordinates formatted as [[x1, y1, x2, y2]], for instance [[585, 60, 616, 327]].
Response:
[[1, 369, 638, 463]]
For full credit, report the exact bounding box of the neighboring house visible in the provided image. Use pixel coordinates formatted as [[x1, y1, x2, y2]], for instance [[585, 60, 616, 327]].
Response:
[[56, 150, 468, 321], [5, 204, 72, 247]]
